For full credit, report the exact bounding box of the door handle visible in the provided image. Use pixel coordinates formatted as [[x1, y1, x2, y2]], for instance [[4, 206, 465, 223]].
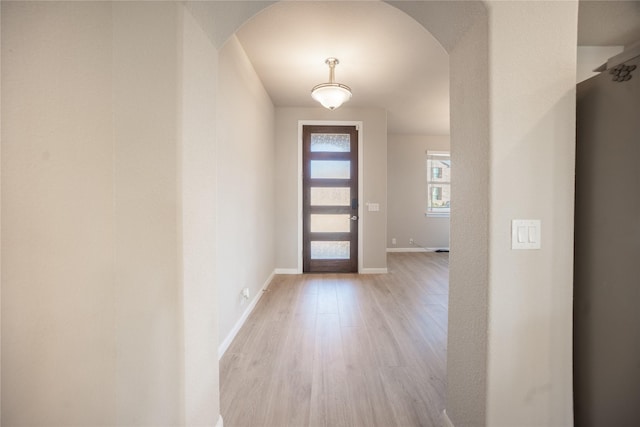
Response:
[[350, 216, 359, 221]]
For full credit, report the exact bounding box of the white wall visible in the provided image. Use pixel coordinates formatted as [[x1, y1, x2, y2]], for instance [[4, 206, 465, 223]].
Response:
[[387, 134, 450, 250], [112, 3, 181, 423], [216, 36, 276, 351], [275, 107, 387, 272], [2, 3, 222, 425], [2, 3, 116, 424], [179, 7, 220, 425], [486, 2, 577, 425]]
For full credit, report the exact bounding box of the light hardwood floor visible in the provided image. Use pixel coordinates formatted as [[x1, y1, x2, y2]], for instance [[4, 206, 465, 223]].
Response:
[[220, 252, 449, 427]]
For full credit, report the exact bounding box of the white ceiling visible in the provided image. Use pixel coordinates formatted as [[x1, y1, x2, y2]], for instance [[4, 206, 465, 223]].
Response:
[[233, 1, 640, 136], [236, 1, 449, 135]]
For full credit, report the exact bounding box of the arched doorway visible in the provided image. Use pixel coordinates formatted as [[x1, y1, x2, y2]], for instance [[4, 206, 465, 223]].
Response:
[[184, 1, 491, 425]]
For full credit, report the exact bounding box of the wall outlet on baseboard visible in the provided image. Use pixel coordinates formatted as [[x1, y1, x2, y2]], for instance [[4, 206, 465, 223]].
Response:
[[409, 238, 414, 245], [392, 238, 397, 245], [240, 287, 250, 305]]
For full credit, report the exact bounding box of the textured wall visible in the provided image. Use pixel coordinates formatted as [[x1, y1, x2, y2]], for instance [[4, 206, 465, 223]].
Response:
[[486, 2, 577, 425], [112, 3, 182, 423], [447, 13, 491, 427], [2, 2, 117, 424]]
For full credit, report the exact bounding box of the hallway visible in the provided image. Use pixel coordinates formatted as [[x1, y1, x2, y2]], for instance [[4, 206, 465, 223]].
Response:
[[220, 252, 448, 426]]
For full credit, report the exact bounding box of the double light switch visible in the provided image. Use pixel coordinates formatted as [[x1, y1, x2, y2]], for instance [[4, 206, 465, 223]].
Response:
[[511, 219, 541, 250]]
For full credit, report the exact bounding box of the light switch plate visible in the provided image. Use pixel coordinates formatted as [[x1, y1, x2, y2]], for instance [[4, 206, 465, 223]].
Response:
[[511, 219, 541, 250], [368, 203, 380, 212]]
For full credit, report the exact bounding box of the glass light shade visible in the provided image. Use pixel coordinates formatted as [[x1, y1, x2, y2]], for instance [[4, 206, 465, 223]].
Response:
[[311, 83, 352, 110]]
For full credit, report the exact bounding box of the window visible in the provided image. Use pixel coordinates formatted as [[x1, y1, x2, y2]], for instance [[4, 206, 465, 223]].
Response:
[[432, 167, 442, 179], [431, 186, 442, 201], [426, 151, 450, 216]]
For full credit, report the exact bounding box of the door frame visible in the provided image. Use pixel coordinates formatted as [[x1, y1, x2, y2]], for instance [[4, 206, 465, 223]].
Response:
[[297, 120, 364, 273]]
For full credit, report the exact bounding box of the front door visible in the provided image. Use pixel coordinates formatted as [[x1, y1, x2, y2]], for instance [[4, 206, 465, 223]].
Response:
[[303, 125, 358, 273]]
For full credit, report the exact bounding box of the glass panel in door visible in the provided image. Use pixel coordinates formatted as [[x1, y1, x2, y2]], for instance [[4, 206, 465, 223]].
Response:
[[310, 187, 351, 206]]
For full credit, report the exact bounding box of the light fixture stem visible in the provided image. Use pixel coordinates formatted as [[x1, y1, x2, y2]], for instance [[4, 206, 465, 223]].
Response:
[[326, 58, 338, 84]]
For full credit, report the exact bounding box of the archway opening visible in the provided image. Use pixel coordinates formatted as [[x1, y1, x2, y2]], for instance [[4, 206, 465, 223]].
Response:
[[196, 1, 491, 425]]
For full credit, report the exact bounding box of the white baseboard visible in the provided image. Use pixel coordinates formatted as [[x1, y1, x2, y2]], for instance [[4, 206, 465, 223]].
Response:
[[441, 410, 454, 427], [360, 268, 388, 274], [218, 271, 274, 360], [387, 247, 427, 252], [216, 414, 224, 427], [387, 247, 449, 253], [274, 268, 299, 274]]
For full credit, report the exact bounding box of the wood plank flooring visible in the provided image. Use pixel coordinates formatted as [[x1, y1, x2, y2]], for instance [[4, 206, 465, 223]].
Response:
[[220, 252, 449, 427]]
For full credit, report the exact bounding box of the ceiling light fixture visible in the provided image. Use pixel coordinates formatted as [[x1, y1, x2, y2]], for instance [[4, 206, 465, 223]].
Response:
[[311, 58, 352, 110]]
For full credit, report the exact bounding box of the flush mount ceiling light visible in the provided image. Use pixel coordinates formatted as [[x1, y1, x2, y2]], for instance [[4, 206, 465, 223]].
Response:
[[311, 58, 352, 110]]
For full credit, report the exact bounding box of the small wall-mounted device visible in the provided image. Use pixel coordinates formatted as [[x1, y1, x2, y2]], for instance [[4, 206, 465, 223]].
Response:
[[511, 219, 541, 250]]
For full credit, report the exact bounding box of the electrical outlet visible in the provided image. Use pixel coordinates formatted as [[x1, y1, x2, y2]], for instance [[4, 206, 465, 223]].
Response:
[[392, 238, 397, 245], [409, 238, 414, 245]]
